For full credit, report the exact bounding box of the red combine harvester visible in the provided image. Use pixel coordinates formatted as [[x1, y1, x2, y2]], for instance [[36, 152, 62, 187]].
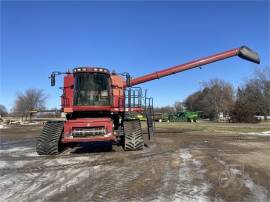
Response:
[[36, 46, 260, 155]]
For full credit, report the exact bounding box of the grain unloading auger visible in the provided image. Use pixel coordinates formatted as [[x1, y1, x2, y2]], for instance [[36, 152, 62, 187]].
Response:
[[36, 46, 260, 155]]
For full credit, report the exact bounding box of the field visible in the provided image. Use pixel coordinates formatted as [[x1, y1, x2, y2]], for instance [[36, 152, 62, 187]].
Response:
[[0, 122, 269, 202]]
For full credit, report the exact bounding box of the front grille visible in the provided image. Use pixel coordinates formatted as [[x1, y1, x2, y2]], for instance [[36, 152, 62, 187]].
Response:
[[72, 127, 106, 137]]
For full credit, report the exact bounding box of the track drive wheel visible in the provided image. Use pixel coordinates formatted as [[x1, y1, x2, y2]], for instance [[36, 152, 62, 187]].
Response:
[[36, 121, 64, 155], [123, 119, 144, 151]]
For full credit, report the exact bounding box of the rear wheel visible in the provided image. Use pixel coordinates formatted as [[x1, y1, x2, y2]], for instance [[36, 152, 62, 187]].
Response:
[[123, 119, 144, 151], [36, 121, 64, 155]]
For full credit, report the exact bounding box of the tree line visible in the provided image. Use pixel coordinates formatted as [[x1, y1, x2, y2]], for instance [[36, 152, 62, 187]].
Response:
[[155, 67, 270, 122], [0, 89, 47, 120]]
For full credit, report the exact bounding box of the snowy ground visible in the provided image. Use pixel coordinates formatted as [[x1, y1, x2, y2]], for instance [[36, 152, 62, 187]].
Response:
[[0, 125, 9, 129], [240, 131, 270, 137], [0, 123, 269, 201]]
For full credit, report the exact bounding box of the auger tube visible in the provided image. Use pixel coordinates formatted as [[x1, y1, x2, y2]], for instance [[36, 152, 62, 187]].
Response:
[[125, 45, 260, 87]]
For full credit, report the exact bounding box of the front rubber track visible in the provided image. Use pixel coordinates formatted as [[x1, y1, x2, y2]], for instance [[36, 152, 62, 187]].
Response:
[[124, 119, 144, 151], [36, 121, 64, 155]]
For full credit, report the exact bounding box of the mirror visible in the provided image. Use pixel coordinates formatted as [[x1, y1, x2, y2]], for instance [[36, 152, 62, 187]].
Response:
[[126, 73, 131, 87], [50, 73, 56, 86]]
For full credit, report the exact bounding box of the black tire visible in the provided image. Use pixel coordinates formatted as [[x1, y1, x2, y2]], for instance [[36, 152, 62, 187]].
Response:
[[36, 121, 64, 155], [123, 119, 144, 151]]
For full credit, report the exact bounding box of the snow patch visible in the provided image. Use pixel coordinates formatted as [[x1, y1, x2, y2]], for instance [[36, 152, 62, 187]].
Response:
[[0, 125, 8, 129], [24, 152, 39, 157], [0, 160, 34, 169], [242, 178, 268, 202], [0, 158, 115, 202], [0, 161, 9, 169], [0, 146, 33, 154], [240, 131, 270, 137], [173, 148, 211, 202], [216, 158, 268, 202], [43, 156, 98, 167]]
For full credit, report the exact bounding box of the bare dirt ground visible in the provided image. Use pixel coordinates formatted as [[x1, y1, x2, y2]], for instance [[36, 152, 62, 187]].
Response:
[[0, 122, 269, 202]]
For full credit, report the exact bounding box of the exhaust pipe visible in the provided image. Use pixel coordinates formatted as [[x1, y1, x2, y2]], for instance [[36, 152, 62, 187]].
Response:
[[238, 46, 260, 64]]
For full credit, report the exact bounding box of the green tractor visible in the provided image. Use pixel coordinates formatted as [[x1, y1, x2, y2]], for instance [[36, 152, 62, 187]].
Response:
[[168, 111, 198, 122], [153, 113, 169, 122], [136, 114, 147, 121]]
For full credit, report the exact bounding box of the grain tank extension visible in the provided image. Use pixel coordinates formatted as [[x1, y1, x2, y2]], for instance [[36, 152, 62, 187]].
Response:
[[36, 46, 260, 155]]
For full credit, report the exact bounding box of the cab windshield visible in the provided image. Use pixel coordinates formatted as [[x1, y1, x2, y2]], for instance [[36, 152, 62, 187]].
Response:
[[73, 73, 110, 106]]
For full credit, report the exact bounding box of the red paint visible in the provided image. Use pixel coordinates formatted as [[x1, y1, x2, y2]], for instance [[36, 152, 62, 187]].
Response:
[[73, 106, 112, 111], [62, 118, 114, 143], [111, 75, 125, 108], [57, 46, 258, 144], [125, 48, 239, 87], [61, 74, 74, 110], [62, 136, 115, 143]]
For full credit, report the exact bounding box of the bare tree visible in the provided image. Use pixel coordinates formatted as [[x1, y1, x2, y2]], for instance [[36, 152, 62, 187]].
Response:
[[12, 89, 47, 120], [254, 67, 270, 119], [185, 79, 234, 120], [174, 101, 185, 112], [232, 87, 259, 123], [232, 67, 270, 122], [184, 91, 204, 112], [154, 105, 175, 114], [0, 104, 8, 117], [201, 79, 234, 120]]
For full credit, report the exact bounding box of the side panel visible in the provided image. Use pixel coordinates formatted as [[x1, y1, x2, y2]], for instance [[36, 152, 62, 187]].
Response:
[[72, 106, 111, 111], [111, 75, 125, 110], [62, 75, 74, 112]]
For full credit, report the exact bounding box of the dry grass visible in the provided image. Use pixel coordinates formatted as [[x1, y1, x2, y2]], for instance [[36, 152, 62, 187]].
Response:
[[145, 121, 270, 133]]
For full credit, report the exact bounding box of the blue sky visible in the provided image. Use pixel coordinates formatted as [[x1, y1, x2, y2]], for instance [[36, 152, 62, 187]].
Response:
[[1, 1, 269, 111]]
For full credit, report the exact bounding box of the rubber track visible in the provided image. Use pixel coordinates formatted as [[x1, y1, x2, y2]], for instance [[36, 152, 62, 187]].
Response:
[[124, 120, 144, 151], [36, 121, 64, 155]]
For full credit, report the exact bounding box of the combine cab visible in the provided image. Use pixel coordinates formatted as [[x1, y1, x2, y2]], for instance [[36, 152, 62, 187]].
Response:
[[36, 46, 260, 155]]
